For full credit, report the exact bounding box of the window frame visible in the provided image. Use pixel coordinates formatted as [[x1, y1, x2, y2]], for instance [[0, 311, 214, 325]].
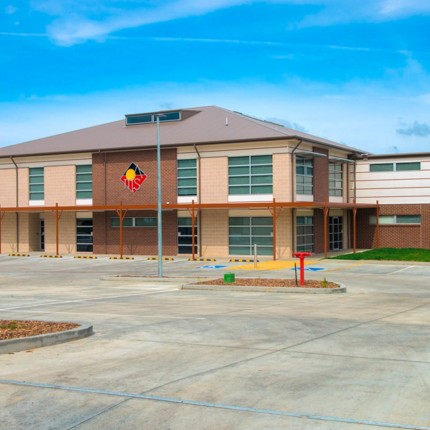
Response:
[[369, 215, 421, 225], [369, 162, 421, 172], [228, 155, 273, 195], [296, 216, 314, 252], [76, 165, 92, 200], [329, 162, 343, 197], [111, 217, 157, 227], [177, 159, 197, 197], [296, 156, 313, 195], [29, 167, 44, 201]]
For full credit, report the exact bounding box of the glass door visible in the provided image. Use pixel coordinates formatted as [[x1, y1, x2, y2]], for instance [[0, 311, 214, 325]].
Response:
[[329, 216, 343, 251]]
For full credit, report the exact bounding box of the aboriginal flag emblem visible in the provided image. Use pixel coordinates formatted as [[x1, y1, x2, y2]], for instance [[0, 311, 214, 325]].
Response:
[[120, 163, 147, 193]]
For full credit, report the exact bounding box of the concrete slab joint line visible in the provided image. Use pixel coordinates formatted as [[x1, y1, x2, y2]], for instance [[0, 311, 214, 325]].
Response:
[[0, 380, 429, 430], [0, 323, 93, 355]]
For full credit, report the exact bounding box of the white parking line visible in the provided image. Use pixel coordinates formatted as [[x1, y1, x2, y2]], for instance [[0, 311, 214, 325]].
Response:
[[388, 265, 415, 275]]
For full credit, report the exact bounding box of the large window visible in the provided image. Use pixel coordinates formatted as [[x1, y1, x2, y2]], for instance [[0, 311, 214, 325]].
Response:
[[296, 216, 314, 252], [76, 165, 92, 200], [76, 219, 93, 252], [369, 215, 421, 225], [178, 217, 198, 254], [296, 156, 313, 195], [29, 167, 44, 201], [228, 155, 273, 195], [178, 159, 197, 196], [370, 162, 421, 172], [111, 217, 157, 227], [329, 162, 343, 197], [229, 217, 273, 256]]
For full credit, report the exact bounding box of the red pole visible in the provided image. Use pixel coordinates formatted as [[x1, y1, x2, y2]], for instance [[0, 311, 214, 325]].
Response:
[[299, 255, 305, 286], [55, 203, 59, 256], [272, 198, 277, 261]]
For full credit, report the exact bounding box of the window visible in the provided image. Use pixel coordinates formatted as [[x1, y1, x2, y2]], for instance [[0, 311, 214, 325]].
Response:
[[76, 219, 93, 252], [370, 162, 420, 172], [229, 217, 273, 256], [329, 162, 343, 197], [76, 165, 92, 200], [296, 216, 314, 252], [228, 155, 273, 195], [296, 156, 313, 195], [369, 163, 394, 172], [125, 111, 181, 126], [111, 217, 157, 227], [178, 218, 198, 254], [29, 167, 44, 201], [369, 215, 421, 225], [396, 162, 421, 171], [178, 159, 197, 196]]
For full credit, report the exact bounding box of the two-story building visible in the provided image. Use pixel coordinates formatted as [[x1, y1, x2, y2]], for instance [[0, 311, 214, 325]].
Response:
[[0, 106, 379, 258]]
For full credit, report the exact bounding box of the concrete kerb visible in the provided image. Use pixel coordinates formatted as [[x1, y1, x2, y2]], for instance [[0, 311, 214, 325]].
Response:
[[0, 322, 93, 355], [181, 283, 347, 294]]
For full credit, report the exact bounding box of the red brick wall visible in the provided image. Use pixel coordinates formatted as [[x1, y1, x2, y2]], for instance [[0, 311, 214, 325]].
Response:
[[93, 210, 177, 255], [92, 149, 178, 255], [92, 149, 177, 205], [313, 147, 328, 202], [313, 209, 325, 254], [356, 204, 430, 249]]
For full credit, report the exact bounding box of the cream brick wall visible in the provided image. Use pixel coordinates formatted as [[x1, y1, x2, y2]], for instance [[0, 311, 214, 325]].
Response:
[[18, 168, 29, 207], [0, 169, 17, 207], [276, 209, 292, 259], [44, 212, 76, 254], [200, 210, 228, 257], [200, 157, 228, 203], [45, 165, 76, 206], [1, 213, 17, 253], [273, 153, 291, 202]]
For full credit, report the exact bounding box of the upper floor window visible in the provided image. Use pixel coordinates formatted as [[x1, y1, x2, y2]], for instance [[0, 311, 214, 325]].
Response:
[[228, 155, 272, 195], [125, 111, 181, 126], [76, 165, 92, 200], [296, 156, 313, 195], [29, 167, 44, 201], [178, 159, 197, 196], [369, 162, 420, 172], [329, 162, 343, 197]]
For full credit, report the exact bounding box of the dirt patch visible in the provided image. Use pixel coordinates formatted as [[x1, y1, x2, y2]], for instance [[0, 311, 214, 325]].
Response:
[[198, 278, 339, 288], [0, 320, 80, 340]]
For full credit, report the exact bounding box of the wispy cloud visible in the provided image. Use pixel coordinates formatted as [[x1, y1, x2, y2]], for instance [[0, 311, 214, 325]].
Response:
[[397, 121, 430, 137], [29, 0, 430, 46], [5, 5, 17, 15]]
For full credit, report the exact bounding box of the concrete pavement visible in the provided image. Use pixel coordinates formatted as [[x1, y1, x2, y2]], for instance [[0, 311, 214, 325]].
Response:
[[0, 255, 429, 429]]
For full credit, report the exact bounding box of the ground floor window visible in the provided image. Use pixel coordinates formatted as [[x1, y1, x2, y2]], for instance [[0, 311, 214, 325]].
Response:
[[111, 217, 157, 227], [329, 216, 343, 251], [178, 217, 198, 254], [229, 217, 273, 256], [296, 216, 314, 252], [77, 219, 93, 252]]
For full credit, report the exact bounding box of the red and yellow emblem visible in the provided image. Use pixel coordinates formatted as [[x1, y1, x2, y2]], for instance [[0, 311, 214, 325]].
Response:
[[120, 163, 147, 193]]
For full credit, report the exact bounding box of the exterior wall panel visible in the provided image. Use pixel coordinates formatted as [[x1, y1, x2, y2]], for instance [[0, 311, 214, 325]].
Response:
[[200, 210, 228, 257], [200, 157, 228, 203], [45, 165, 76, 206]]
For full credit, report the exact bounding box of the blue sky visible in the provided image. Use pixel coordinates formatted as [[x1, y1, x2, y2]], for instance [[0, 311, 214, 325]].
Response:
[[1, 0, 430, 154]]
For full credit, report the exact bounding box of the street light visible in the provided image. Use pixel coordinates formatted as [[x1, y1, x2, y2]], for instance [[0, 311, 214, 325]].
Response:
[[155, 114, 165, 277]]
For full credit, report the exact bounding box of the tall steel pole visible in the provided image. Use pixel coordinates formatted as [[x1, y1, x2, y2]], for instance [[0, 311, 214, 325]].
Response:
[[156, 115, 163, 277]]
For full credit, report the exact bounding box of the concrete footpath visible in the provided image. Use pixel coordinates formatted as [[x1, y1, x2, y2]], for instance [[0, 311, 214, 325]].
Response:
[[0, 255, 429, 429]]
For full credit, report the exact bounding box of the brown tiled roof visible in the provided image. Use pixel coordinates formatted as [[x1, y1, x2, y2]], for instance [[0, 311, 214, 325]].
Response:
[[0, 106, 364, 157]]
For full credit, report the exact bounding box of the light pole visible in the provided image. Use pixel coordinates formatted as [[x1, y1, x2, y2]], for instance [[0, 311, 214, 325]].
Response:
[[155, 114, 164, 277]]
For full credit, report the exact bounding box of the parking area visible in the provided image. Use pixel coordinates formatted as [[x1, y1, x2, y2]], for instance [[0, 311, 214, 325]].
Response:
[[0, 255, 430, 429]]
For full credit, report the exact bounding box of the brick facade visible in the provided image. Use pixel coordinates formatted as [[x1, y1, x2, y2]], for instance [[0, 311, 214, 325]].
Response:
[[356, 205, 430, 249], [92, 149, 177, 205], [93, 210, 177, 255], [313, 147, 329, 202]]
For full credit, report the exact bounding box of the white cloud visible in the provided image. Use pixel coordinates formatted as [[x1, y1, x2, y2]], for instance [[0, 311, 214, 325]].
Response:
[[5, 5, 17, 14], [29, 0, 430, 46]]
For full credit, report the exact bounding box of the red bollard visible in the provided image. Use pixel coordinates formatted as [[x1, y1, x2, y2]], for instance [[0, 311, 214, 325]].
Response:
[[292, 252, 312, 286]]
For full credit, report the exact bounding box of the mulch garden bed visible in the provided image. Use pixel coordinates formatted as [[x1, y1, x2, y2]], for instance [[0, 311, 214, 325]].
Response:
[[198, 278, 339, 288], [0, 320, 79, 340]]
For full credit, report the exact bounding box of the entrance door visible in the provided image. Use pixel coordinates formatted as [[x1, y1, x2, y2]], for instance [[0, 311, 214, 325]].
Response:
[[40, 220, 45, 252], [329, 216, 343, 251], [76, 219, 93, 252]]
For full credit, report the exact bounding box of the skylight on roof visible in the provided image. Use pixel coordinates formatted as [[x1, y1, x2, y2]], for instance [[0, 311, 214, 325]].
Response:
[[125, 111, 181, 126]]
